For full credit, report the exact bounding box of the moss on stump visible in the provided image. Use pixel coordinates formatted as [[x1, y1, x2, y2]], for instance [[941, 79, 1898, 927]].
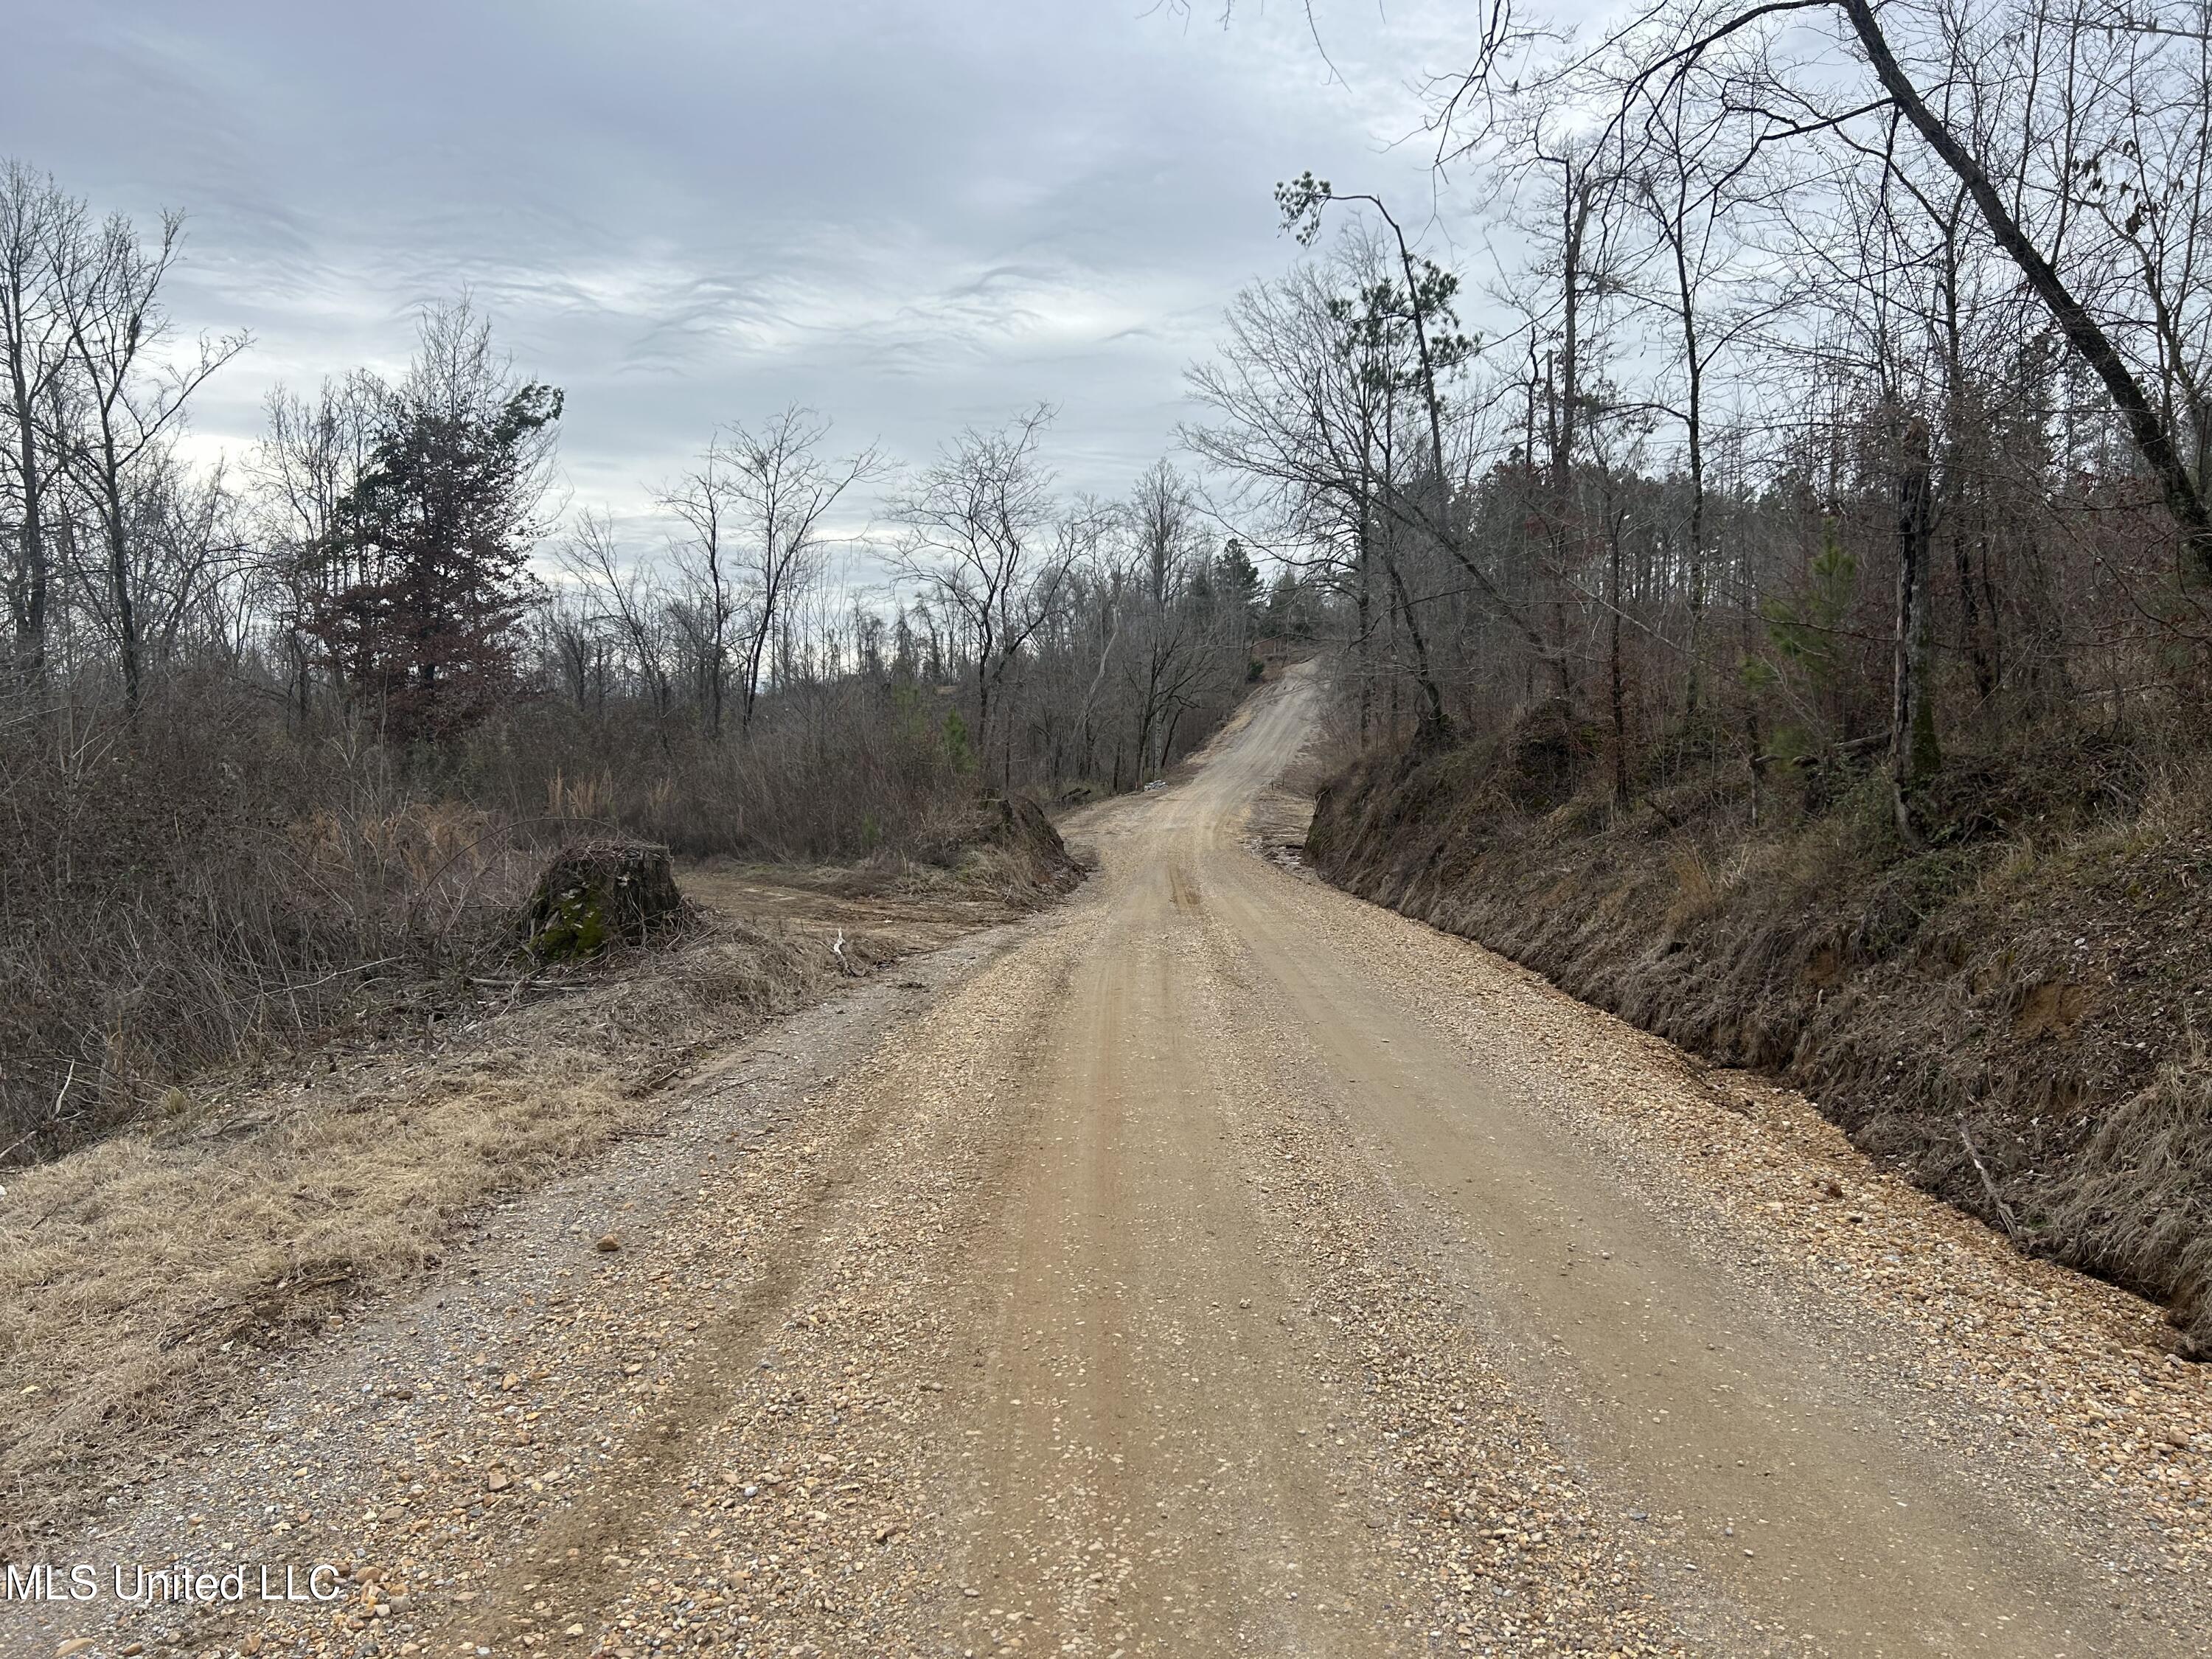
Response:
[[521, 839, 684, 961]]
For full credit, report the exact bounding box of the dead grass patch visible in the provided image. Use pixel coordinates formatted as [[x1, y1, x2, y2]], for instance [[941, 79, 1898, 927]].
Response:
[[2042, 1058, 2212, 1356], [0, 911, 888, 1554], [1664, 842, 1722, 929]]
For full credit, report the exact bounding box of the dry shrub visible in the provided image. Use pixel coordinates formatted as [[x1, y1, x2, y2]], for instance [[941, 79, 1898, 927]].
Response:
[[7, 751, 304, 1144], [2041, 1059, 2212, 1354], [462, 687, 981, 861], [0, 690, 541, 1158]]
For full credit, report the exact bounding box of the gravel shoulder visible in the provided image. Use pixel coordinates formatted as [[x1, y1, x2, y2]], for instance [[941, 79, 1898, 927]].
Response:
[[6, 664, 2206, 1659]]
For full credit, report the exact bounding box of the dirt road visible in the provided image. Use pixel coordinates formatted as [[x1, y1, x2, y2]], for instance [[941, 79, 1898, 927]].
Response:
[[12, 665, 2209, 1659]]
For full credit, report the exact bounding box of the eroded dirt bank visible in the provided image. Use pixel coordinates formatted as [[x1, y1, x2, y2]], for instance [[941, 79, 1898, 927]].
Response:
[[5, 667, 2208, 1659], [1304, 722, 2212, 1358]]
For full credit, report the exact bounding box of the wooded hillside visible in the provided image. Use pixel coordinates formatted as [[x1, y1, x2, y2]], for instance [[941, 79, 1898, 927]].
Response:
[[0, 164, 1276, 1158], [1184, 0, 2212, 1351]]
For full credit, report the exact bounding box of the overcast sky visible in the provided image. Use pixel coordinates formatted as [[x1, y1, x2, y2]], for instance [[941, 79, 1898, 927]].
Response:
[[0, 1, 1499, 546]]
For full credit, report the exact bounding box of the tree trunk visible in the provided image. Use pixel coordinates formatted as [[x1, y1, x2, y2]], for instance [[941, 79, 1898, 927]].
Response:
[[1892, 416, 1939, 838], [99, 437, 141, 712], [1609, 515, 1630, 800], [5, 358, 46, 678], [1843, 0, 2212, 584], [1935, 203, 1997, 704], [974, 656, 991, 770], [1384, 553, 1450, 743], [1676, 234, 1706, 725], [1354, 519, 1374, 741], [1952, 517, 1995, 701]]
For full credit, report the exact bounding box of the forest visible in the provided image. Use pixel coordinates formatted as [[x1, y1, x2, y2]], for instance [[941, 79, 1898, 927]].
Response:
[[0, 165, 1282, 1155], [1182, 0, 2212, 1347], [1189, 0, 2211, 802]]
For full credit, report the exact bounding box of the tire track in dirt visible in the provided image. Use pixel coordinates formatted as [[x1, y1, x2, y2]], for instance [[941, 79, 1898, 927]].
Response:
[[430, 930, 1093, 1656], [15, 663, 2210, 1659], [945, 848, 1422, 1655]]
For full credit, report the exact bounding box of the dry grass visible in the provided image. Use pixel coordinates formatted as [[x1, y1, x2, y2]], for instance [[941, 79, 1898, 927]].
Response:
[[0, 793, 1086, 1551], [2045, 1057, 2212, 1355], [1663, 841, 1722, 929], [0, 910, 889, 1551], [678, 794, 1085, 942]]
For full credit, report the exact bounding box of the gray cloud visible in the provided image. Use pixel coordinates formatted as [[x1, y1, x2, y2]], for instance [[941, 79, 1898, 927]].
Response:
[[2, 0, 1471, 526]]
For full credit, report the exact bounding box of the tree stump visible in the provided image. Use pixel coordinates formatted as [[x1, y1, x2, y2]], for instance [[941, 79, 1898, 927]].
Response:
[[521, 840, 684, 961]]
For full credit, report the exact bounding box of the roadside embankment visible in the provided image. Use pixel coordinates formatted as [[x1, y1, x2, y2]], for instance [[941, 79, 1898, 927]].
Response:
[[1306, 722, 2212, 1355]]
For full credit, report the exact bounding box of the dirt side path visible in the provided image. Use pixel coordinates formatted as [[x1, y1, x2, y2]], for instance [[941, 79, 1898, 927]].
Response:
[[9, 664, 2208, 1659]]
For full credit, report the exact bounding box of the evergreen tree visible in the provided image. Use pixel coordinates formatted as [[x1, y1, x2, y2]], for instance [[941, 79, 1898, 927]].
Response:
[[1214, 536, 1262, 638], [311, 303, 561, 741]]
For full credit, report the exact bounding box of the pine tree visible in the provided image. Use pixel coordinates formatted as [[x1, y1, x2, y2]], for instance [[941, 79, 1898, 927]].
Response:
[[1214, 537, 1262, 639], [310, 304, 560, 741]]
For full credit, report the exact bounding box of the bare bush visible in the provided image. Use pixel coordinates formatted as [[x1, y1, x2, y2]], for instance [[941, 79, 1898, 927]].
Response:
[[0, 679, 539, 1155]]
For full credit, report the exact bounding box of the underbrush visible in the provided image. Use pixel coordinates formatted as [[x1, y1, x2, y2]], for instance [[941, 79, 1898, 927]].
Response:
[[0, 692, 541, 1157], [462, 691, 978, 860], [0, 677, 1064, 1163], [1308, 705, 2212, 1353]]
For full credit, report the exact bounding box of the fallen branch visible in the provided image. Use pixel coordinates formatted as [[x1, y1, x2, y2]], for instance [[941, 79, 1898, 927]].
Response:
[[159, 1269, 358, 1352], [1958, 1116, 2020, 1240], [285, 957, 405, 995]]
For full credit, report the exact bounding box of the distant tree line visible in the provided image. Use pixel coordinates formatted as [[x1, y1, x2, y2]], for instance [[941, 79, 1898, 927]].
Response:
[[0, 158, 1307, 1155], [0, 161, 1287, 837]]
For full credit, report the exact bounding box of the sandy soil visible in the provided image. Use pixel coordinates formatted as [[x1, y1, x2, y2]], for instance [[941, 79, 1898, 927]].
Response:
[[6, 664, 2208, 1659], [675, 865, 1023, 954]]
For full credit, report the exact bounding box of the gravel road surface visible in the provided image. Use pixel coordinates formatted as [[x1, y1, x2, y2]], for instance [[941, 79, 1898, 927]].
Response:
[[9, 664, 2207, 1659]]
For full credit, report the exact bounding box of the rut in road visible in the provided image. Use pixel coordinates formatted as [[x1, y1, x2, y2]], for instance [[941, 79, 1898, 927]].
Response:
[[14, 663, 2208, 1659]]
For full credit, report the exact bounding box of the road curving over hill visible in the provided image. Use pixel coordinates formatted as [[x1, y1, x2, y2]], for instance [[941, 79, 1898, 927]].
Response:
[[10, 662, 2208, 1659]]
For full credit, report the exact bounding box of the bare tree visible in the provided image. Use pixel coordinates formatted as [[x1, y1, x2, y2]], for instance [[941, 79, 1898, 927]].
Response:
[[889, 405, 1071, 779], [50, 207, 246, 709], [1834, 0, 2212, 582], [1117, 463, 1224, 774], [251, 372, 382, 721], [0, 161, 83, 681], [716, 408, 884, 734], [557, 507, 675, 735], [658, 449, 738, 737]]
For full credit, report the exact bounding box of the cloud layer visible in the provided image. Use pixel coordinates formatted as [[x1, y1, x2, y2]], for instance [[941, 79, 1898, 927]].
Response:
[[4, 1, 1472, 529]]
